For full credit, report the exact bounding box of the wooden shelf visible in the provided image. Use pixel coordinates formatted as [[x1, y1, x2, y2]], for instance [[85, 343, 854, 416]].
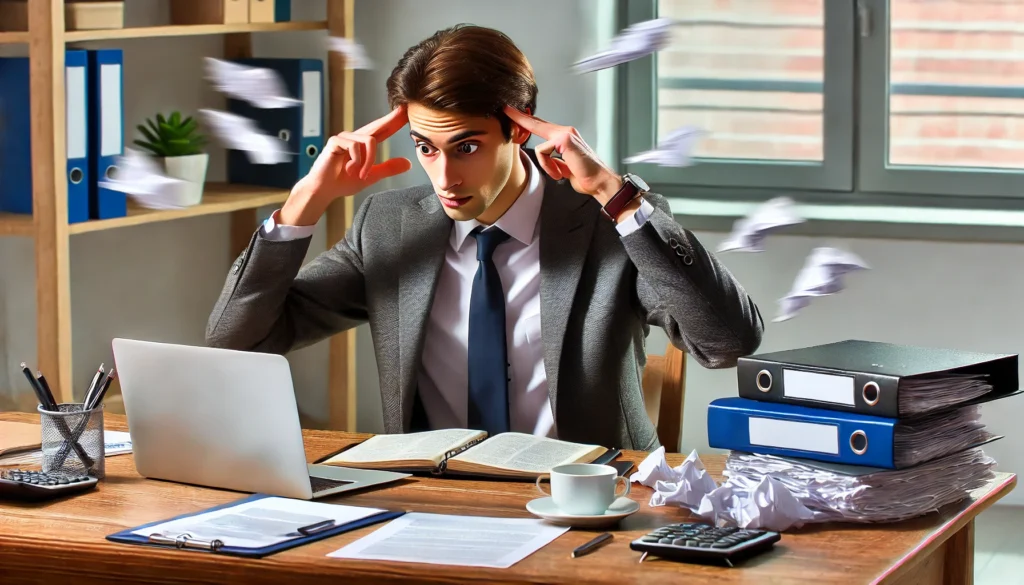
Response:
[[68, 183, 289, 234], [0, 31, 29, 44], [64, 21, 327, 42], [0, 213, 33, 237]]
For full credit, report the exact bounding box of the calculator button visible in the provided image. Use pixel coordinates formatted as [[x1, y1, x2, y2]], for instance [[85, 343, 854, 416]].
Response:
[[641, 536, 658, 543], [658, 538, 673, 544]]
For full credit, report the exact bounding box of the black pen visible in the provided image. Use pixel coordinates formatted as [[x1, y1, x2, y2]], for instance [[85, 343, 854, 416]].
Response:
[[87, 368, 116, 410], [20, 363, 53, 410], [35, 370, 58, 410], [571, 533, 613, 558], [297, 519, 336, 535], [83, 364, 104, 408]]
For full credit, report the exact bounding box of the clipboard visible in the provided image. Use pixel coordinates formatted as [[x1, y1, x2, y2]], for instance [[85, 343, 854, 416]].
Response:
[[106, 493, 404, 558]]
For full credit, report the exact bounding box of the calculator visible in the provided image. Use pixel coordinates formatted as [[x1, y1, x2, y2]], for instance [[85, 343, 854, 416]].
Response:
[[0, 469, 98, 501], [630, 522, 781, 567]]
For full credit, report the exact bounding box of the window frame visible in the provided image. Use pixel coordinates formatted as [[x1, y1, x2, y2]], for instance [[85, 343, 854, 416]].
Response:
[[618, 0, 856, 192], [856, 0, 1024, 199]]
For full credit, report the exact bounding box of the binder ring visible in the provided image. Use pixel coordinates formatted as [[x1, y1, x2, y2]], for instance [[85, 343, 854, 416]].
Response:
[[306, 144, 319, 158], [105, 164, 117, 180], [850, 430, 868, 455], [278, 129, 291, 142], [862, 381, 880, 406], [756, 370, 772, 392], [69, 167, 84, 184]]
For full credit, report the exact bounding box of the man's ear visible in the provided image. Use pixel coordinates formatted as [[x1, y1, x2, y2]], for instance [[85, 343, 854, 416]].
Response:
[[512, 107, 532, 145]]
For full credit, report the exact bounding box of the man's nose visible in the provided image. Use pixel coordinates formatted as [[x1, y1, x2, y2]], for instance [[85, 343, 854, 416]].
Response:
[[436, 160, 461, 192]]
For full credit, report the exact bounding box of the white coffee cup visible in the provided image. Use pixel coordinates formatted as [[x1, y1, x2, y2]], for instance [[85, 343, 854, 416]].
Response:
[[535, 463, 631, 516]]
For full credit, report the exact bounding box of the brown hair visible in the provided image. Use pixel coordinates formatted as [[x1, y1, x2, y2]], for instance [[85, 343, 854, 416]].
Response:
[[386, 24, 538, 141]]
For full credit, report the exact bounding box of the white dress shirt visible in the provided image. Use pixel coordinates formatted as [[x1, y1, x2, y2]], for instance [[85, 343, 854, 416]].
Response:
[[262, 150, 654, 437]]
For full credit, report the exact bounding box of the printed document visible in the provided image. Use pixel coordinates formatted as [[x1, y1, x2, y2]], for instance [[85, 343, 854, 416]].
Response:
[[132, 496, 386, 549], [327, 513, 569, 568]]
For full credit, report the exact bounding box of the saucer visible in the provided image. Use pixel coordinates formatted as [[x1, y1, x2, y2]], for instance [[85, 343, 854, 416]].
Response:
[[525, 496, 640, 528]]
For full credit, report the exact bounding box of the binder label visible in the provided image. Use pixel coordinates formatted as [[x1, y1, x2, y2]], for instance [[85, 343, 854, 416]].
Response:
[[782, 369, 855, 406], [302, 71, 321, 138], [100, 63, 122, 157], [66, 66, 87, 159], [748, 417, 839, 455]]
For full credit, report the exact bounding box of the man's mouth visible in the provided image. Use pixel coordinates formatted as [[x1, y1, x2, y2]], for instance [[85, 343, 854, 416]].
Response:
[[439, 194, 471, 208]]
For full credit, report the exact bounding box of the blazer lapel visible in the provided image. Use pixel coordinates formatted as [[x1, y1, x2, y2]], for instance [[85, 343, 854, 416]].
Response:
[[538, 176, 600, 418], [397, 192, 452, 430]]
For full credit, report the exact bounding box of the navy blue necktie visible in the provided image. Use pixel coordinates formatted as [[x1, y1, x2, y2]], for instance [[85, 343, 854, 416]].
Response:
[[468, 227, 512, 435]]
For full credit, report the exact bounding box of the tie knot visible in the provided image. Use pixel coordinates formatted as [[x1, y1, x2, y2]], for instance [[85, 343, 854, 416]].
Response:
[[471, 227, 511, 261]]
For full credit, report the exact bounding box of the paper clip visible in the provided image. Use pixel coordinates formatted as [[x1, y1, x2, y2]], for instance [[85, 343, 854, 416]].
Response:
[[148, 532, 224, 551]]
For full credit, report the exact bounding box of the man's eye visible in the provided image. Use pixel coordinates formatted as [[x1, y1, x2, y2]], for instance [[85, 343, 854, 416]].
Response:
[[457, 143, 478, 155], [417, 143, 435, 155]]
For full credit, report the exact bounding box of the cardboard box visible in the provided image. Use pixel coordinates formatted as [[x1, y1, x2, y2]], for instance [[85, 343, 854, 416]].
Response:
[[170, 0, 249, 25], [0, 1, 124, 32]]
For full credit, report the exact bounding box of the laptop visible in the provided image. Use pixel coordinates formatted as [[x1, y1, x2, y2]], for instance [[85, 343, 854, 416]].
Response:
[[111, 338, 410, 500]]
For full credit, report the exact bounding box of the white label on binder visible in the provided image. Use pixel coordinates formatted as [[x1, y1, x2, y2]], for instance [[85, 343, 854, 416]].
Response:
[[782, 369, 855, 406], [100, 63, 122, 156], [748, 417, 839, 455], [302, 71, 321, 138], [66, 66, 86, 159]]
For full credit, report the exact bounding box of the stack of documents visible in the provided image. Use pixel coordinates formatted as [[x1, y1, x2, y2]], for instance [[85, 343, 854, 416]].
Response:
[[723, 447, 996, 523]]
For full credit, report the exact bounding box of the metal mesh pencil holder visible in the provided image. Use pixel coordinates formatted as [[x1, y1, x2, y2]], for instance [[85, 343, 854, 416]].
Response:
[[38, 403, 105, 479]]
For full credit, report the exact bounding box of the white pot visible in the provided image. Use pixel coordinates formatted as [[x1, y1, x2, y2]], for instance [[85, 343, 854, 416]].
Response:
[[161, 153, 209, 207]]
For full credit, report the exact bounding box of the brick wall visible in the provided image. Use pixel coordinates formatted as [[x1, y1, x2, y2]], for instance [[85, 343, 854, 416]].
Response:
[[656, 0, 1024, 169]]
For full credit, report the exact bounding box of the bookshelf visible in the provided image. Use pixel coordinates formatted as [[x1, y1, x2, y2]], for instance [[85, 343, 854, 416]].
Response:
[[1, 0, 358, 432]]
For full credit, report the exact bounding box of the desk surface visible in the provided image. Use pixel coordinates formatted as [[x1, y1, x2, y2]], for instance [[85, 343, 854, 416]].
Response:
[[0, 412, 1015, 585]]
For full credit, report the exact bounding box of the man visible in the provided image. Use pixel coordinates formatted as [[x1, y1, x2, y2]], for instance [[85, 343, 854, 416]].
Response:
[[207, 24, 763, 450]]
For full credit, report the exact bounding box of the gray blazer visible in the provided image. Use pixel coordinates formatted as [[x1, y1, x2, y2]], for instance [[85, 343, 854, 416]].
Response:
[[206, 151, 764, 450]]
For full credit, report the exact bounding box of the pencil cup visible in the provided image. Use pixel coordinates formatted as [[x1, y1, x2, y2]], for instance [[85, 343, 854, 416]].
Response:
[[38, 403, 105, 479]]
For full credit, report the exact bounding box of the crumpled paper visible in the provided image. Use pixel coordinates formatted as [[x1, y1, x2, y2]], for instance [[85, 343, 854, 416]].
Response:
[[631, 447, 820, 531]]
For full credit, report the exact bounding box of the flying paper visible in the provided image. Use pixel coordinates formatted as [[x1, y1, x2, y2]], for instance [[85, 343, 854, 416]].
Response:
[[717, 196, 805, 253], [775, 246, 869, 322], [572, 17, 674, 74], [97, 148, 193, 210], [327, 36, 373, 69], [203, 57, 301, 109], [199, 109, 292, 165], [624, 125, 706, 167]]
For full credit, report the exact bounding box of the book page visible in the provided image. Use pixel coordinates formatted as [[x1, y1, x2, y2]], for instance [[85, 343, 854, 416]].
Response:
[[451, 433, 600, 473], [325, 429, 485, 466]]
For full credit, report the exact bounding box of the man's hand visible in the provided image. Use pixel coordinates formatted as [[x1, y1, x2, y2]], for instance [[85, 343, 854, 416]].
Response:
[[280, 105, 412, 226], [503, 106, 624, 207]]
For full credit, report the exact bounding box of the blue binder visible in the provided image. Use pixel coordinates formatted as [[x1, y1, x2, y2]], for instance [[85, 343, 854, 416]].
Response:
[[86, 48, 126, 219], [275, 0, 291, 21], [226, 58, 323, 189], [106, 493, 404, 558], [707, 397, 898, 468], [0, 50, 90, 223]]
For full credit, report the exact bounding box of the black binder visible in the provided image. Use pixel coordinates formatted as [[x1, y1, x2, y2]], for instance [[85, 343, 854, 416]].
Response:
[[737, 339, 1019, 418]]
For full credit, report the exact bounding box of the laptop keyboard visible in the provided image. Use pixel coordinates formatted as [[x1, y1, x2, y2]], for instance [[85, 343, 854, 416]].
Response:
[[310, 475, 354, 494]]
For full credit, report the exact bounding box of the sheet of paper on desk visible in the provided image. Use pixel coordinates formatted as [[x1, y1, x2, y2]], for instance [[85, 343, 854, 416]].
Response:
[[0, 430, 132, 465], [328, 513, 569, 569], [132, 497, 386, 549]]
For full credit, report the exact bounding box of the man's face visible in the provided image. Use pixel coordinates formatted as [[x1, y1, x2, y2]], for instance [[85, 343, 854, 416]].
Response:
[[407, 102, 524, 222]]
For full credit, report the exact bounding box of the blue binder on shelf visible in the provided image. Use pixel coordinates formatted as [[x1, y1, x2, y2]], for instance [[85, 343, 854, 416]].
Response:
[[106, 493, 404, 559], [86, 48, 126, 220], [226, 58, 323, 189], [275, 0, 291, 21], [0, 50, 90, 223], [707, 397, 901, 469]]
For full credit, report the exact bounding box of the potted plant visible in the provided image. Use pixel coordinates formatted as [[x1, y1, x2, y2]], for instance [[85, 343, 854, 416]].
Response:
[[134, 111, 209, 206]]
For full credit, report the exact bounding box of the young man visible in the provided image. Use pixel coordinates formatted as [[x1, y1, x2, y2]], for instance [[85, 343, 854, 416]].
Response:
[[207, 24, 763, 450]]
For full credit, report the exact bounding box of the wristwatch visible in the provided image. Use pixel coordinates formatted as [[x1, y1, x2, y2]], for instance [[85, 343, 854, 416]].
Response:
[[602, 173, 649, 220]]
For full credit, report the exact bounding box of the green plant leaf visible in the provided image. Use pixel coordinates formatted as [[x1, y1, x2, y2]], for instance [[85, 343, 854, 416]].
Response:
[[136, 123, 158, 145], [132, 139, 163, 157]]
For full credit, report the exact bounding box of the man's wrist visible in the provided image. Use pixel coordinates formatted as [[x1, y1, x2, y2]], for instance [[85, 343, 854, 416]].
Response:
[[280, 181, 327, 226], [593, 171, 624, 206]]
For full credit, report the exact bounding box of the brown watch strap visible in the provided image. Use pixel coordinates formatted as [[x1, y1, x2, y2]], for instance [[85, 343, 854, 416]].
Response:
[[602, 179, 640, 219]]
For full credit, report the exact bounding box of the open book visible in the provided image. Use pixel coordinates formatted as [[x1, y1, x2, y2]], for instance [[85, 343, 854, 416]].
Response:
[[320, 429, 610, 479]]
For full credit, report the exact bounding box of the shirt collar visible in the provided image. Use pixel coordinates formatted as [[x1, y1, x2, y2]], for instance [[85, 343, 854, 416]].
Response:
[[451, 149, 545, 252]]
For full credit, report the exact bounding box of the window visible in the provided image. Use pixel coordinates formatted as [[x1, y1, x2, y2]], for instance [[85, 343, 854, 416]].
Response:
[[619, 0, 1024, 205]]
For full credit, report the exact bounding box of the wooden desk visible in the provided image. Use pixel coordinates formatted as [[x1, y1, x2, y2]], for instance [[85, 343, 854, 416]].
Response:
[[0, 412, 1015, 584]]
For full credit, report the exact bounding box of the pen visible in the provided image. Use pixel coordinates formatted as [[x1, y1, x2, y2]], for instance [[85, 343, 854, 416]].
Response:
[[35, 370, 58, 410], [87, 368, 116, 410], [24, 363, 95, 468], [20, 363, 54, 410], [297, 519, 336, 535], [83, 363, 104, 408], [571, 532, 613, 558]]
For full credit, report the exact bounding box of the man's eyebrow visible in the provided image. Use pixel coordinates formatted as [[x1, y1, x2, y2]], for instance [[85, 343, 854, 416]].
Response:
[[409, 130, 488, 145]]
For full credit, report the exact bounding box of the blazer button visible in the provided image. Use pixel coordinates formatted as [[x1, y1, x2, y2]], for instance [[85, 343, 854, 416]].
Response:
[[232, 261, 241, 274], [682, 254, 694, 266], [669, 238, 679, 248]]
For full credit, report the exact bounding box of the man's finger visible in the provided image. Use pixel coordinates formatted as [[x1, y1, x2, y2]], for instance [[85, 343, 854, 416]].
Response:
[[357, 104, 409, 140], [534, 139, 563, 180], [503, 105, 555, 140], [364, 157, 413, 184]]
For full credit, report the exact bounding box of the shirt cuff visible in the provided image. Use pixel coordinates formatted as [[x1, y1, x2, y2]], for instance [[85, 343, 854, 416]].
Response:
[[261, 209, 316, 241], [615, 198, 655, 237]]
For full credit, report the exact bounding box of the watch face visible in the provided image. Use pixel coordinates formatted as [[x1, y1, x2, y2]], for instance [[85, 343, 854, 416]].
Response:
[[626, 173, 649, 192]]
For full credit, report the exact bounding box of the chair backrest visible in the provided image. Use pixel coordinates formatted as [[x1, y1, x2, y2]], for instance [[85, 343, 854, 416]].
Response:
[[641, 344, 687, 452]]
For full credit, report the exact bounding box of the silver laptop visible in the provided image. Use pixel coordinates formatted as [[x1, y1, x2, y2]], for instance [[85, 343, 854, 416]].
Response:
[[111, 338, 409, 500]]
